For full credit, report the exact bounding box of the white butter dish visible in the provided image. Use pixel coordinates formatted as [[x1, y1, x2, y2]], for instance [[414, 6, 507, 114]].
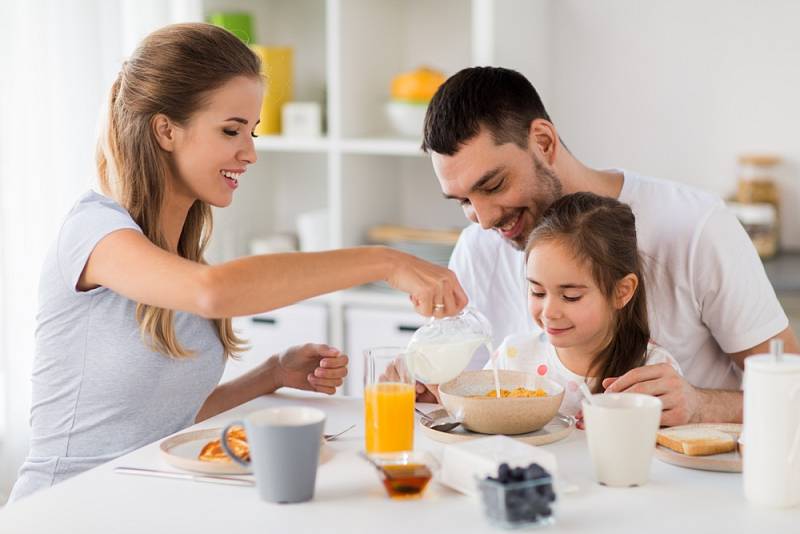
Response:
[[439, 435, 558, 497]]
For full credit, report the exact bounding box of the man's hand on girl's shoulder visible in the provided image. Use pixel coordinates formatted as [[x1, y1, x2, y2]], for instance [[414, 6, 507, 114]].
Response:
[[602, 363, 701, 427]]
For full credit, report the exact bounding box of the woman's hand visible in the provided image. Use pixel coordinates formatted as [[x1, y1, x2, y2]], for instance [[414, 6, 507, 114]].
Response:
[[276, 343, 349, 395], [385, 251, 469, 317], [415, 382, 440, 403]]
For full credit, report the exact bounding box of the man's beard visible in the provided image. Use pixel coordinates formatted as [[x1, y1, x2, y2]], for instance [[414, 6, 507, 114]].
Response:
[[504, 155, 563, 251]]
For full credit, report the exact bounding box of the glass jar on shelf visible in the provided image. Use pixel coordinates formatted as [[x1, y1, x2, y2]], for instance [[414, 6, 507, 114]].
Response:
[[736, 154, 780, 207]]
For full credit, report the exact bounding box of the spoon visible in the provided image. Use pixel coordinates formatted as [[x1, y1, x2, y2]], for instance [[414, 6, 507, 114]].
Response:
[[415, 407, 462, 433], [358, 450, 384, 472], [771, 338, 784, 364], [324, 424, 356, 442], [579, 382, 594, 405]]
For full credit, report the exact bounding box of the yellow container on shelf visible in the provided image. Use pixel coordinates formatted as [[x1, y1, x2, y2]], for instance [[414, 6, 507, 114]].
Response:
[[250, 45, 293, 135]]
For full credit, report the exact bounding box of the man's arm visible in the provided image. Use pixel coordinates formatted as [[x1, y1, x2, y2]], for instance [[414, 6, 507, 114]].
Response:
[[604, 326, 800, 426], [692, 326, 800, 423], [727, 325, 800, 368]]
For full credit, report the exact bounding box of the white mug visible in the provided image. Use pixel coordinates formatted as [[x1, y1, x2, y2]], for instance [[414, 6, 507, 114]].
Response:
[[582, 393, 662, 487], [743, 354, 800, 508]]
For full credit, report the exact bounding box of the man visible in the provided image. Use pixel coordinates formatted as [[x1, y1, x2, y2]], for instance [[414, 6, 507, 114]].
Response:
[[419, 66, 798, 426]]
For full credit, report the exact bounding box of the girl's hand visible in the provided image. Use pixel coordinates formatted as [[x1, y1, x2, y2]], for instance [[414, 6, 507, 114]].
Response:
[[385, 252, 469, 317], [276, 344, 348, 395], [415, 382, 441, 404], [381, 359, 440, 403], [575, 410, 585, 430]]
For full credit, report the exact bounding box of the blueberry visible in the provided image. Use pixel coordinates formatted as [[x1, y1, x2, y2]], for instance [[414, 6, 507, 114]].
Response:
[[505, 492, 522, 508], [525, 463, 548, 480], [498, 463, 511, 483], [538, 485, 556, 502], [511, 467, 525, 481]]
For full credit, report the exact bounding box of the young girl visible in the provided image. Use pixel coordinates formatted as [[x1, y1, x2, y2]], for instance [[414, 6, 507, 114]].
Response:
[[490, 192, 681, 418], [10, 23, 467, 501]]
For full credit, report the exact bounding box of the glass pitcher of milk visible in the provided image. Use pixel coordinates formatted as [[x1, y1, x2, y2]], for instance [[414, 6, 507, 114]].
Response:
[[405, 307, 492, 385]]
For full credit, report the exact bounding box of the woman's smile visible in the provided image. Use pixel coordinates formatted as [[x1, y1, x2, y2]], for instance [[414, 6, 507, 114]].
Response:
[[221, 169, 244, 189]]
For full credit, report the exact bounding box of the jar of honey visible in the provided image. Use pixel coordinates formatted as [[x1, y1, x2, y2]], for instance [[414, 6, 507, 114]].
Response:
[[727, 202, 778, 259]]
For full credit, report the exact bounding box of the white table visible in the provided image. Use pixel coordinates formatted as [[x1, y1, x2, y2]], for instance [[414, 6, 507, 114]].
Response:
[[1, 391, 798, 533]]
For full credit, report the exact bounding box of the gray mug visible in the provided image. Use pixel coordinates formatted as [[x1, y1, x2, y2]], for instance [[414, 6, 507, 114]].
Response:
[[222, 406, 326, 503]]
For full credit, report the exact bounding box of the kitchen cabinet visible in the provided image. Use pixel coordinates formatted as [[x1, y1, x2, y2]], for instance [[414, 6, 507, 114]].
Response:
[[343, 306, 426, 396], [221, 303, 329, 382]]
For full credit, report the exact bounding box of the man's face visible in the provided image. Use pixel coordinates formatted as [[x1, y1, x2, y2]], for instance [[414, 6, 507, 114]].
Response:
[[432, 128, 563, 250]]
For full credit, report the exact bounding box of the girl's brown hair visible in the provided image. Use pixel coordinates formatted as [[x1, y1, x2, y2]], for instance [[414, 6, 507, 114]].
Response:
[[96, 23, 261, 359], [525, 192, 649, 392]]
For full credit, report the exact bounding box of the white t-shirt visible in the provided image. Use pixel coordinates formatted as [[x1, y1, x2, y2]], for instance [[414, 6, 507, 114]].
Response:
[[486, 332, 682, 416], [451, 170, 788, 390]]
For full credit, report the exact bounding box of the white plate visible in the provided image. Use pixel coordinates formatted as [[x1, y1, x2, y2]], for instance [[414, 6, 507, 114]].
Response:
[[160, 428, 332, 475], [419, 414, 576, 446]]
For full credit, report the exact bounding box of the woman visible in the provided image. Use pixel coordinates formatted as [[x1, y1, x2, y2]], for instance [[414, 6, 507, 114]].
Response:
[[10, 23, 466, 501]]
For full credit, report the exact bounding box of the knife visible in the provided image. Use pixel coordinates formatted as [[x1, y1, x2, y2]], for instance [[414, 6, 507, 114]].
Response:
[[114, 466, 255, 487]]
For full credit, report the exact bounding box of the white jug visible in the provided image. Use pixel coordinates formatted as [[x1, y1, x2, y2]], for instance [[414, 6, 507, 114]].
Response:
[[742, 353, 800, 508]]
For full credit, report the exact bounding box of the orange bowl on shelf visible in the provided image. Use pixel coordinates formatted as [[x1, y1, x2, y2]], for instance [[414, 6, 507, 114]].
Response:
[[390, 67, 446, 103]]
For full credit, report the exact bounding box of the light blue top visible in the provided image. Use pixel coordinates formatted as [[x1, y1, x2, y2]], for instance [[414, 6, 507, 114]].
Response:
[[10, 191, 224, 501]]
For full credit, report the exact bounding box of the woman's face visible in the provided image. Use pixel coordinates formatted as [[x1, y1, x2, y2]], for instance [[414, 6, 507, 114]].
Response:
[[526, 240, 614, 354], [169, 75, 263, 208]]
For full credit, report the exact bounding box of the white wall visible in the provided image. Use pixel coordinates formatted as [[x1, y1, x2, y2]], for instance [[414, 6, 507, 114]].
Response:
[[546, 0, 800, 249]]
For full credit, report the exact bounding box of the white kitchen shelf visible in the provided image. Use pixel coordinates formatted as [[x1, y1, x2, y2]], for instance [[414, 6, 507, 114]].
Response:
[[254, 135, 424, 157], [339, 138, 424, 156], [253, 135, 330, 153]]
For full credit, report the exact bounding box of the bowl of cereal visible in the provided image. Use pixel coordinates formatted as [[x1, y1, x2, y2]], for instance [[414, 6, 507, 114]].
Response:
[[438, 370, 564, 435]]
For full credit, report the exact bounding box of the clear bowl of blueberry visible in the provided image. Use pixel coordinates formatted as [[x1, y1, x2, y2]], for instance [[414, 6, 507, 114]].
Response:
[[478, 463, 556, 529]]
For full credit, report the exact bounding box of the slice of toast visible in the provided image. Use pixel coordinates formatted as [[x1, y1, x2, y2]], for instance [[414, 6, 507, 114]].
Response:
[[656, 427, 736, 456]]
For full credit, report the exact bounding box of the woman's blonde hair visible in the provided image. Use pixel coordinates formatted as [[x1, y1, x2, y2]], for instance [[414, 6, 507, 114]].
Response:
[[97, 23, 261, 359]]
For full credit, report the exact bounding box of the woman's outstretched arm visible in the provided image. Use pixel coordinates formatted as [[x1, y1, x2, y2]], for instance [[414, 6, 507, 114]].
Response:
[[80, 229, 468, 318]]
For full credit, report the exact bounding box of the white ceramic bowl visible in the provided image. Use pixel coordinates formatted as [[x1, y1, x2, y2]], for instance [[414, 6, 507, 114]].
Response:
[[385, 101, 428, 137]]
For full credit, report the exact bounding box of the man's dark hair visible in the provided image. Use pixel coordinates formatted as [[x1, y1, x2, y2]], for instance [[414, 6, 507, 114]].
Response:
[[421, 66, 552, 155]]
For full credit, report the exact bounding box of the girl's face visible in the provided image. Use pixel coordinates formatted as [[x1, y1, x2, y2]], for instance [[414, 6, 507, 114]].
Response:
[[168, 75, 264, 208], [526, 240, 615, 354]]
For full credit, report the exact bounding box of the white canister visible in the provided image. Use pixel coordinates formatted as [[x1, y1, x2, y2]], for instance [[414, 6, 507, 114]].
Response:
[[296, 209, 330, 252], [282, 102, 322, 137], [743, 354, 800, 508]]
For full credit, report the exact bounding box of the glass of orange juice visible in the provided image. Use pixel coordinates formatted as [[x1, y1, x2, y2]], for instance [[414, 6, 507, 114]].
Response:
[[364, 347, 415, 455]]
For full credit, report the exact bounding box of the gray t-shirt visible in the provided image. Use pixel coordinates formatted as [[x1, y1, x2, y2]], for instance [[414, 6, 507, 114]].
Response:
[[10, 191, 225, 501]]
